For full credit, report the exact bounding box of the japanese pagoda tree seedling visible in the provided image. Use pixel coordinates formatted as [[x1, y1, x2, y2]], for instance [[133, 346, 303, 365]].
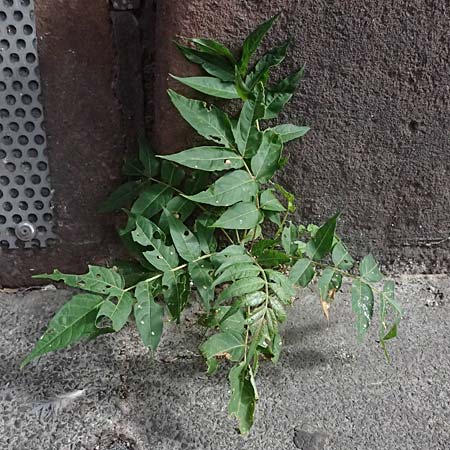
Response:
[[22, 15, 402, 434]]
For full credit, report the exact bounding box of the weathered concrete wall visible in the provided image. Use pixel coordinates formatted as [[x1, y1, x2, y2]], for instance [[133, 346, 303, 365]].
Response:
[[2, 0, 449, 287], [151, 0, 450, 272]]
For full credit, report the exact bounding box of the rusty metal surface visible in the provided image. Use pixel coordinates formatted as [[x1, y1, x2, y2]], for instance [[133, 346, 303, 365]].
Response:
[[0, 0, 127, 287], [0, 0, 56, 249]]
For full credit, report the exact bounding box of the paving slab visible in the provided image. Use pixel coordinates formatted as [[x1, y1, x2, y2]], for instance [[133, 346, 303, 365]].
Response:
[[0, 275, 449, 450]]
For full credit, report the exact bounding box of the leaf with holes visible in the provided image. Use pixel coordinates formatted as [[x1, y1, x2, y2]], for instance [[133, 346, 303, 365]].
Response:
[[188, 260, 215, 311], [162, 270, 190, 322], [34, 266, 125, 297], [96, 291, 134, 332], [159, 147, 243, 171], [168, 90, 234, 146], [186, 170, 257, 207], [166, 211, 201, 262], [134, 280, 164, 351], [21, 294, 105, 368], [228, 362, 257, 434], [352, 279, 374, 339]]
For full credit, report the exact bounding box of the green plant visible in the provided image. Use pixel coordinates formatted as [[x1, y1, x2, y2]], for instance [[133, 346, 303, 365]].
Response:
[[22, 15, 402, 433]]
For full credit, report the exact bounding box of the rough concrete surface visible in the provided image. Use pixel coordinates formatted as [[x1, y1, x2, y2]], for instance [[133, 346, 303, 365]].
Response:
[[151, 1, 450, 271], [1, 275, 449, 449]]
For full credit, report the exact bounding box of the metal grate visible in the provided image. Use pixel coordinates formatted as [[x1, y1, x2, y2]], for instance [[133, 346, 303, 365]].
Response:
[[0, 0, 56, 249]]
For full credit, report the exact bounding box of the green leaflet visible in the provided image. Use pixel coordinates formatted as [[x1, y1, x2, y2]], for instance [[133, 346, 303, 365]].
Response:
[[138, 137, 160, 178], [380, 281, 402, 343], [134, 281, 164, 351], [332, 241, 354, 270], [188, 38, 235, 63], [245, 38, 291, 90], [97, 291, 134, 332], [351, 279, 374, 339], [360, 254, 383, 283], [256, 249, 290, 268], [162, 270, 190, 322], [305, 214, 339, 260], [34, 266, 125, 297], [168, 90, 234, 146], [188, 261, 215, 311], [186, 170, 257, 207], [159, 147, 243, 171], [131, 217, 179, 272], [171, 75, 239, 99], [289, 258, 315, 287], [201, 332, 245, 366], [251, 130, 283, 183], [176, 43, 235, 82], [217, 277, 265, 303], [131, 184, 172, 219], [217, 307, 246, 335], [195, 215, 217, 254], [270, 124, 310, 143], [213, 201, 262, 230], [281, 222, 298, 255], [267, 270, 296, 304], [228, 363, 257, 434], [21, 294, 105, 367], [318, 268, 342, 302], [239, 14, 278, 75], [161, 160, 185, 187], [213, 263, 261, 287], [99, 180, 141, 213], [264, 65, 305, 119], [158, 195, 196, 235], [234, 83, 265, 157], [166, 211, 201, 262], [260, 189, 286, 212]]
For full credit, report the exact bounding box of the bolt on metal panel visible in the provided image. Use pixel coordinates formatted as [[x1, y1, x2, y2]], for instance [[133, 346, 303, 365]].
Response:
[[0, 0, 56, 249]]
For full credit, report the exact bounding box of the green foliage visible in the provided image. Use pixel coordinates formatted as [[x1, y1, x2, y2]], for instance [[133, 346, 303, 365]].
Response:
[[23, 15, 401, 434]]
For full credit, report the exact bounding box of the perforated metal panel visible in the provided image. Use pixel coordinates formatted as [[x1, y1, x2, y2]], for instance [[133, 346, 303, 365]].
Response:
[[0, 0, 55, 249]]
